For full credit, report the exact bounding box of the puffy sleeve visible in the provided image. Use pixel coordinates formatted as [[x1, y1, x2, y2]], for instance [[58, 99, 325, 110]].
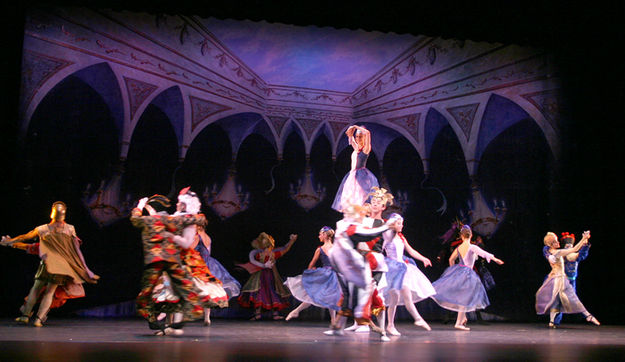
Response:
[[470, 244, 494, 262]]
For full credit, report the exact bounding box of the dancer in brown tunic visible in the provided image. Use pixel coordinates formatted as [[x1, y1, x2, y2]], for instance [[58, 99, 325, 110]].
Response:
[[1, 202, 99, 327]]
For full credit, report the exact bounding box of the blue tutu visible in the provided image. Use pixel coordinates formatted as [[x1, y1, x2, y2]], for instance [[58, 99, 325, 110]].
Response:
[[331, 151, 379, 211], [384, 257, 407, 291], [195, 242, 241, 298], [285, 267, 342, 310], [431, 265, 489, 312]]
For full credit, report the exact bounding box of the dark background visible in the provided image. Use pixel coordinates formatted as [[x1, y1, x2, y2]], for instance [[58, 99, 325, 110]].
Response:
[[1, 0, 624, 323]]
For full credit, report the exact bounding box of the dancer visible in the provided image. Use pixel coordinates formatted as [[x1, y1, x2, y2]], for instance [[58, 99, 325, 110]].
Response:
[[131, 194, 207, 335], [382, 213, 436, 336], [158, 188, 228, 330], [237, 232, 297, 320], [536, 231, 599, 328], [325, 203, 400, 341], [345, 186, 392, 333], [285, 226, 341, 324], [431, 225, 504, 331], [331, 125, 379, 212], [1, 201, 99, 327], [192, 224, 240, 325], [542, 232, 590, 326]]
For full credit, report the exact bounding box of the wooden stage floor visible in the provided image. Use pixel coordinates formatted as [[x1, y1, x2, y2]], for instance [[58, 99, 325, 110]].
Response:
[[1, 318, 624, 361]]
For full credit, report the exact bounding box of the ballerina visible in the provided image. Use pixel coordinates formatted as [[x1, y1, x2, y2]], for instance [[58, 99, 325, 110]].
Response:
[[285, 226, 341, 324], [431, 225, 504, 331], [237, 232, 297, 320], [192, 224, 241, 325], [382, 213, 436, 336], [331, 125, 379, 212], [536, 231, 599, 328]]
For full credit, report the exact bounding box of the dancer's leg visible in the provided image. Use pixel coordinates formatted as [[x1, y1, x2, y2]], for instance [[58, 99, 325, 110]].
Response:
[[204, 308, 211, 326], [399, 288, 430, 330], [386, 290, 400, 336], [17, 280, 46, 323], [455, 310, 470, 330], [286, 302, 310, 321], [33, 283, 59, 327]]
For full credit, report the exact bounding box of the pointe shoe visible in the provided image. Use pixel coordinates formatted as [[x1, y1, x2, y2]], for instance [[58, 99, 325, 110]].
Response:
[[548, 322, 557, 329], [15, 316, 29, 324], [380, 334, 391, 342], [586, 315, 600, 326], [353, 325, 370, 333], [386, 326, 401, 336], [414, 319, 431, 331], [285, 311, 298, 321], [454, 324, 470, 331], [33, 316, 43, 328], [323, 328, 344, 336], [344, 323, 359, 331]]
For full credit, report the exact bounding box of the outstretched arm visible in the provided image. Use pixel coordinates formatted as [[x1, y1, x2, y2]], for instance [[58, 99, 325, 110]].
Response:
[[554, 232, 589, 259], [402, 236, 432, 267], [1, 229, 39, 246], [274, 234, 298, 258]]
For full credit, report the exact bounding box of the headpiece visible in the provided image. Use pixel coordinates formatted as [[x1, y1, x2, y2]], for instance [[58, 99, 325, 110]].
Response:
[[388, 213, 404, 222], [50, 201, 67, 221], [460, 224, 472, 237], [251, 232, 275, 249], [147, 194, 171, 213], [178, 187, 201, 214], [320, 226, 334, 234], [561, 232, 575, 242], [368, 187, 394, 206]]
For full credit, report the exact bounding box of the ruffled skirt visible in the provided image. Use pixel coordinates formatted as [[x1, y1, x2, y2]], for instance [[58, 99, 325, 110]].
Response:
[[431, 265, 489, 312], [383, 258, 436, 304], [204, 256, 241, 298], [331, 168, 379, 211], [285, 266, 342, 310], [238, 269, 291, 311]]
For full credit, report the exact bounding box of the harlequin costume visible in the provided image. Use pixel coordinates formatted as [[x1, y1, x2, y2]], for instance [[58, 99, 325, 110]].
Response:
[[131, 194, 207, 331]]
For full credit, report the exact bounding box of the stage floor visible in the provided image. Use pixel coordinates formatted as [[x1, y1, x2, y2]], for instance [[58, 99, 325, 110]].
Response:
[[1, 318, 624, 361]]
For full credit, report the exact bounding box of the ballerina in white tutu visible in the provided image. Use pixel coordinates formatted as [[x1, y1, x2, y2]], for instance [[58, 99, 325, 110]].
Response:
[[382, 213, 436, 336]]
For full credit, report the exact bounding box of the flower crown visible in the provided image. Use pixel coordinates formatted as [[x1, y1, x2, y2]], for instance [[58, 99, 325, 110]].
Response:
[[561, 232, 575, 242]]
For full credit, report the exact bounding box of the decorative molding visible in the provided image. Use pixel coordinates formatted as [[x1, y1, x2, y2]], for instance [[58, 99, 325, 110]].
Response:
[[388, 113, 421, 141], [20, 49, 74, 111], [123, 76, 158, 119], [267, 115, 289, 137], [295, 118, 320, 140], [189, 95, 231, 131], [521, 89, 560, 130], [446, 103, 480, 141]]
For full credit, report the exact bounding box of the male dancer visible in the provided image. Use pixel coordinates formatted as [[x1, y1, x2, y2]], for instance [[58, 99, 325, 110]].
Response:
[[345, 187, 393, 333], [131, 194, 206, 335], [1, 201, 99, 327], [325, 203, 399, 341]]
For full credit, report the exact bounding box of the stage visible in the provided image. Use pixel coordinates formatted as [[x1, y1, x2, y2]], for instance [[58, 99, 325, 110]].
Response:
[[1, 318, 624, 361]]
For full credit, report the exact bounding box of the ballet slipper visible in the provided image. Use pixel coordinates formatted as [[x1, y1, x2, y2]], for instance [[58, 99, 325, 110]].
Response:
[[548, 322, 556, 329], [454, 324, 470, 331], [586, 315, 600, 326], [344, 322, 359, 331], [285, 311, 298, 321], [414, 319, 431, 331], [33, 316, 43, 328], [386, 326, 401, 336], [15, 316, 29, 324]]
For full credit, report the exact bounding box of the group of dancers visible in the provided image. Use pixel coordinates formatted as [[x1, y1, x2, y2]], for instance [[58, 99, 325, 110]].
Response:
[[0, 124, 600, 338]]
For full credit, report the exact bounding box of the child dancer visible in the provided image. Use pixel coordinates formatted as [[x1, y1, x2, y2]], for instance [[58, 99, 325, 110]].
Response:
[[382, 213, 436, 335], [285, 226, 341, 324], [1, 201, 99, 327], [536, 231, 599, 328], [431, 225, 504, 331], [331, 125, 379, 212], [238, 232, 297, 320]]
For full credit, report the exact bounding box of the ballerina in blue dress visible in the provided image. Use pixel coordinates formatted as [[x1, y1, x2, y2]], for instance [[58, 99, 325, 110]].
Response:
[[193, 224, 241, 325], [331, 125, 379, 212], [285, 226, 341, 325], [431, 225, 504, 330]]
